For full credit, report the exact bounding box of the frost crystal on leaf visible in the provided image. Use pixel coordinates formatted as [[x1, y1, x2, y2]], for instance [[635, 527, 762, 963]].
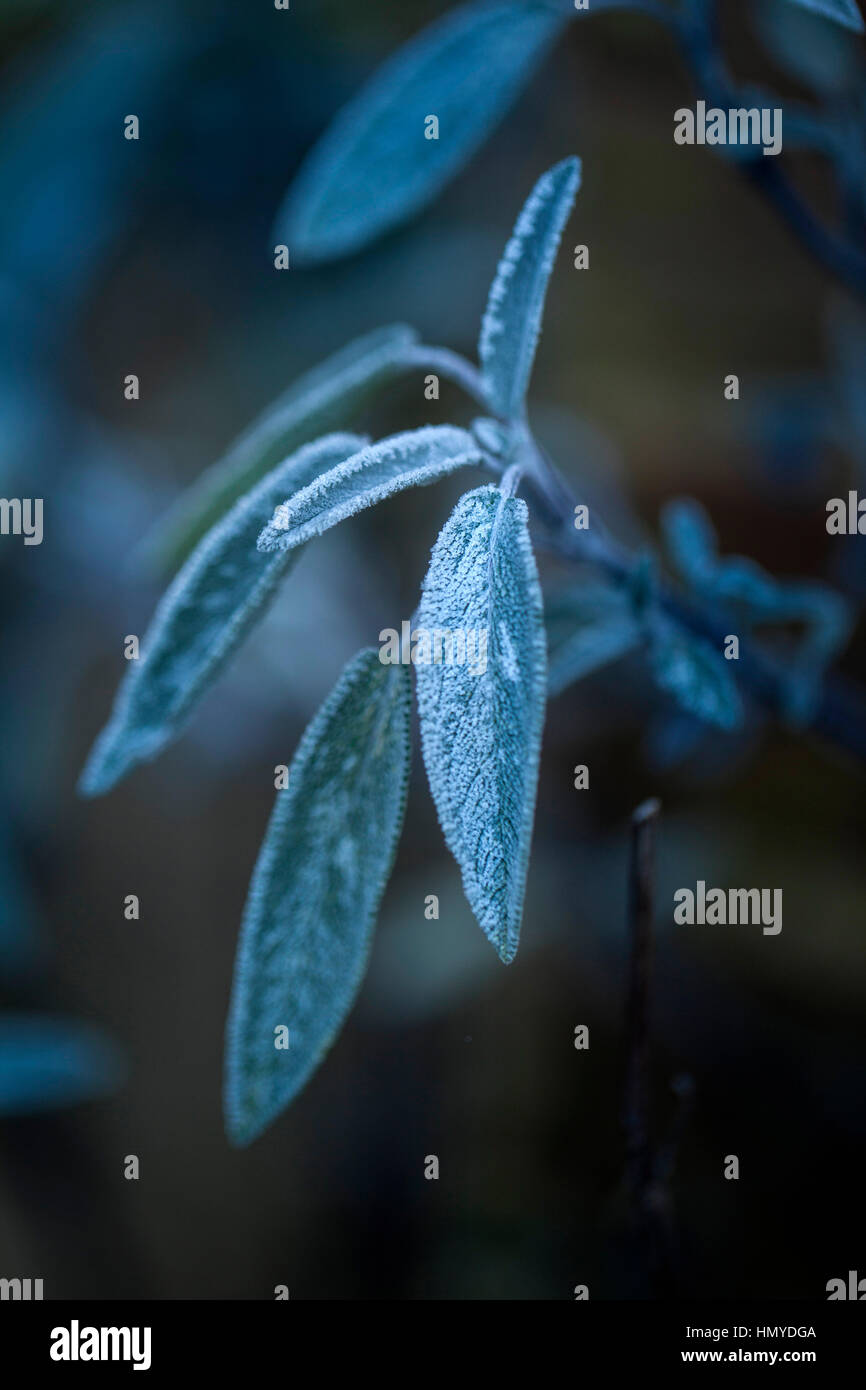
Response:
[[257, 425, 484, 553], [79, 433, 366, 796], [224, 649, 411, 1146], [479, 155, 581, 420], [416, 485, 547, 964]]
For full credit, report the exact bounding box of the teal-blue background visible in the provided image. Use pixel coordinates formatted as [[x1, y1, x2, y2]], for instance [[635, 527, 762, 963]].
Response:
[[1, 0, 864, 1298]]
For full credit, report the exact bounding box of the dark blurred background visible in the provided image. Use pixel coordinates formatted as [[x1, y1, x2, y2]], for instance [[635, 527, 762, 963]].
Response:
[[1, 0, 865, 1299]]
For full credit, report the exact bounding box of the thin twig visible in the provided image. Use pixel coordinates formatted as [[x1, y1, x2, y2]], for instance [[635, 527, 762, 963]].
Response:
[[660, 0, 866, 301], [409, 340, 866, 760], [654, 1072, 695, 1188], [623, 797, 661, 1208], [405, 344, 490, 410], [410, 330, 866, 763], [619, 799, 690, 1295], [523, 450, 866, 762]]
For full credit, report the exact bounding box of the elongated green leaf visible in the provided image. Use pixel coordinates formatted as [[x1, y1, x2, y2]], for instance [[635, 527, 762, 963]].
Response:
[[0, 1015, 122, 1115], [79, 433, 366, 797], [416, 485, 547, 964], [755, 0, 862, 95], [782, 0, 863, 32], [224, 649, 411, 1145], [143, 325, 420, 575], [257, 425, 483, 553], [661, 497, 852, 659], [277, 0, 568, 264], [479, 156, 581, 419], [660, 497, 719, 590], [649, 621, 744, 730], [546, 582, 641, 696]]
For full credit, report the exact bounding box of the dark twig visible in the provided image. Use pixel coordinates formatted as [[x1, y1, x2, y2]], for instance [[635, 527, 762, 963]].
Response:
[[662, 0, 866, 302], [623, 797, 661, 1208], [419, 344, 866, 762], [524, 450, 866, 765], [654, 1072, 696, 1189], [617, 798, 690, 1295], [745, 160, 866, 302]]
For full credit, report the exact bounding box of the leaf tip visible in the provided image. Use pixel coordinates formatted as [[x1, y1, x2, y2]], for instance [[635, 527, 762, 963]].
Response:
[[77, 733, 120, 799], [496, 936, 519, 966], [555, 152, 581, 191], [223, 1104, 255, 1150]]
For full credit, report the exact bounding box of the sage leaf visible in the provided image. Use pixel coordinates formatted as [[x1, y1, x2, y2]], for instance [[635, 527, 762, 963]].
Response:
[[143, 325, 420, 574], [79, 433, 366, 797], [415, 485, 547, 964], [660, 497, 718, 590], [782, 0, 863, 32], [224, 648, 411, 1145], [649, 621, 744, 731], [661, 498, 852, 665], [546, 582, 641, 696], [277, 0, 568, 264], [479, 155, 581, 420], [257, 425, 483, 553], [0, 1015, 122, 1114], [754, 0, 862, 95]]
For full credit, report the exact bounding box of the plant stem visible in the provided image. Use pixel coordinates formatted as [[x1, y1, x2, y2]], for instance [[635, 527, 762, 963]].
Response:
[[405, 345, 490, 410], [409, 339, 866, 760], [619, 797, 691, 1294], [623, 797, 660, 1207], [654, 1072, 695, 1188], [628, 0, 866, 300], [524, 444, 866, 761], [745, 160, 866, 300], [499, 463, 524, 497]]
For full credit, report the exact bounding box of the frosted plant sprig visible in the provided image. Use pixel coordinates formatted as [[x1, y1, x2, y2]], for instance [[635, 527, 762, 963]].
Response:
[[80, 158, 859, 1144], [277, 0, 866, 299]]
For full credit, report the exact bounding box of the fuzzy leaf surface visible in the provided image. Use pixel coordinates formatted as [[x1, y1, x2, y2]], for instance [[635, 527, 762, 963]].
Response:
[[224, 649, 411, 1145], [415, 484, 546, 963], [479, 155, 581, 419], [257, 425, 483, 552], [80, 433, 366, 796]]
